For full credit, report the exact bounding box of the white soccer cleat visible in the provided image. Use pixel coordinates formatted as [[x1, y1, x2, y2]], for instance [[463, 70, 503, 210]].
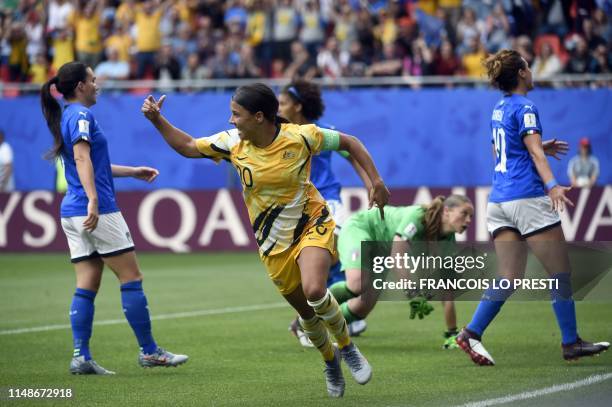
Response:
[[456, 328, 495, 366], [339, 342, 372, 384]]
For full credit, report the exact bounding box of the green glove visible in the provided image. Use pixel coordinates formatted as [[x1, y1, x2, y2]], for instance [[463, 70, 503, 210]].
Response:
[[409, 297, 434, 320]]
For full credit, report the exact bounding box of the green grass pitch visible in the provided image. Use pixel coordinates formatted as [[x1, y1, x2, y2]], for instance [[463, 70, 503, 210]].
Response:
[[0, 253, 610, 406]]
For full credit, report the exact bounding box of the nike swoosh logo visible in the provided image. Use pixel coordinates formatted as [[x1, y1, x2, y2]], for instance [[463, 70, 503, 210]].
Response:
[[236, 156, 248, 161]]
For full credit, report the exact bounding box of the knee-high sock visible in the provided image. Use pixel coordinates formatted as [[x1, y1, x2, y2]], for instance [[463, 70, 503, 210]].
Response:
[[550, 273, 578, 345], [340, 301, 361, 324], [70, 288, 96, 360], [466, 279, 515, 337], [121, 280, 157, 354], [329, 280, 358, 304], [299, 316, 334, 361], [308, 290, 351, 349]]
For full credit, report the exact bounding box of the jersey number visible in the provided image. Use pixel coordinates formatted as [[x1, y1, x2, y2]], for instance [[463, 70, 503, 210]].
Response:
[[493, 128, 507, 173], [238, 165, 253, 188]]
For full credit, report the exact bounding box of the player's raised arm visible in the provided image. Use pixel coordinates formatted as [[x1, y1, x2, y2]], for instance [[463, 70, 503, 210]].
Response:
[[141, 95, 201, 158], [338, 133, 390, 217]]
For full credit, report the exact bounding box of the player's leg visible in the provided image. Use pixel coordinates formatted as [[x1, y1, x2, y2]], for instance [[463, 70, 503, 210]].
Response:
[[93, 212, 187, 368], [526, 224, 610, 360], [61, 216, 115, 375], [457, 228, 526, 366], [102, 250, 188, 367], [297, 245, 372, 386], [441, 291, 459, 349]]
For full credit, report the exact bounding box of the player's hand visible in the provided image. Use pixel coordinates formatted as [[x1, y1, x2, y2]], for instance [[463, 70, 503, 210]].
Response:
[[141, 94, 166, 121], [542, 139, 569, 160], [548, 185, 574, 212], [132, 166, 159, 183], [369, 179, 390, 220], [409, 297, 434, 320], [83, 199, 99, 232]]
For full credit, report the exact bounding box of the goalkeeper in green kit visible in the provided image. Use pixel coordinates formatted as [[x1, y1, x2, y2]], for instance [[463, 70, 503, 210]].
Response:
[[330, 195, 474, 349]]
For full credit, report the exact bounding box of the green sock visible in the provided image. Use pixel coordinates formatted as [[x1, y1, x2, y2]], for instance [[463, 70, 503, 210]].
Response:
[[329, 281, 358, 304], [340, 302, 360, 324]]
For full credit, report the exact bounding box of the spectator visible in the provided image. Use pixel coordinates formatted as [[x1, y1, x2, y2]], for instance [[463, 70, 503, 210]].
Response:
[[403, 36, 433, 76], [532, 41, 564, 78], [105, 21, 133, 63], [317, 36, 348, 79], [345, 40, 370, 77], [354, 7, 376, 60], [135, 0, 166, 78], [299, 0, 326, 58], [51, 28, 75, 73], [207, 41, 237, 78], [539, 0, 570, 37], [0, 129, 14, 192], [568, 137, 600, 188], [29, 53, 50, 84], [461, 36, 487, 79], [95, 47, 130, 81], [47, 0, 74, 36], [72, 0, 104, 69], [565, 35, 591, 73], [235, 43, 262, 78], [334, 4, 357, 52], [432, 39, 461, 76], [181, 52, 209, 81], [7, 21, 27, 81], [515, 35, 535, 67], [115, 0, 137, 26], [588, 43, 611, 72], [366, 42, 402, 77], [582, 18, 607, 50], [246, 0, 272, 70], [456, 7, 484, 56], [24, 10, 43, 64], [272, 0, 299, 64], [485, 3, 511, 53], [284, 40, 317, 80]]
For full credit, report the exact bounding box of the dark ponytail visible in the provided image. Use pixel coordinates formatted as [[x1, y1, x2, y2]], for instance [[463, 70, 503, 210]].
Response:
[[40, 62, 88, 159]]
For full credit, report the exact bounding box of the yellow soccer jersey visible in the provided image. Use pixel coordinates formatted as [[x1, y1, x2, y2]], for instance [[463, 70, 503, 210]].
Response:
[[195, 123, 338, 257]]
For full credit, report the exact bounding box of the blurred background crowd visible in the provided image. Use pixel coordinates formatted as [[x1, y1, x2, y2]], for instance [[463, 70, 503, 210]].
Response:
[[1, 0, 611, 86]]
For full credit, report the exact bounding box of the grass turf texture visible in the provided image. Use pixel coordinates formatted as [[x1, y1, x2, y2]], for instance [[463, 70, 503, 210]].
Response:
[[0, 253, 610, 406]]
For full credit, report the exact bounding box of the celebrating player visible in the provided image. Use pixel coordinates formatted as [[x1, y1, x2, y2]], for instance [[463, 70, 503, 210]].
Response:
[[330, 195, 474, 347], [278, 80, 370, 345], [40, 62, 188, 375], [456, 49, 610, 365], [141, 83, 389, 398]]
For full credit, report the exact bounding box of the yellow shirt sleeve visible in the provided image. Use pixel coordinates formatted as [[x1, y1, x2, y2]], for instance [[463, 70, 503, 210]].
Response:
[[195, 130, 234, 163]]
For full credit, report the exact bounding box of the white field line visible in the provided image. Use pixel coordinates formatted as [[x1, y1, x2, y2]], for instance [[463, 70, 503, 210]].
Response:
[[455, 372, 612, 407], [0, 302, 287, 336]]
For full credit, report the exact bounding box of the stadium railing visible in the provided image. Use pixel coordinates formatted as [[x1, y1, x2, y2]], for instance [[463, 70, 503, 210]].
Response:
[[1, 74, 611, 95]]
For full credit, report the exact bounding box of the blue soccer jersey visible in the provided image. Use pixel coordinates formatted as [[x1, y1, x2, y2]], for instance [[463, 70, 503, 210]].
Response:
[[312, 122, 342, 201], [60, 103, 118, 217], [489, 94, 546, 203]]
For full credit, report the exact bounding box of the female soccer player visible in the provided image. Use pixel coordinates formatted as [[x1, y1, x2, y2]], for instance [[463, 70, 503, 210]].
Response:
[[278, 80, 370, 344], [330, 195, 474, 348], [141, 83, 389, 398], [40, 62, 188, 375], [456, 49, 609, 365]]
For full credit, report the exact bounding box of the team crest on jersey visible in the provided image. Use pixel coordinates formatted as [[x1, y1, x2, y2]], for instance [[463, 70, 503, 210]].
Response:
[[282, 151, 296, 160], [492, 110, 503, 121]]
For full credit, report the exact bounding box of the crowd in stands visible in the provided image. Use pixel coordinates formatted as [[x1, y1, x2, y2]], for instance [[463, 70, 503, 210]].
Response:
[[0, 0, 611, 86]]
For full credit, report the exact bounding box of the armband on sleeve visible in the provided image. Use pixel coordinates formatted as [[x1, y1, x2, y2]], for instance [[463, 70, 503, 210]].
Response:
[[320, 128, 340, 151]]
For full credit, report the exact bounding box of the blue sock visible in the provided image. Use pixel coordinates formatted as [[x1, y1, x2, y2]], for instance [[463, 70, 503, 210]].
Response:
[[70, 288, 96, 360], [550, 273, 578, 345], [467, 279, 515, 337], [326, 261, 344, 287], [120, 280, 157, 354]]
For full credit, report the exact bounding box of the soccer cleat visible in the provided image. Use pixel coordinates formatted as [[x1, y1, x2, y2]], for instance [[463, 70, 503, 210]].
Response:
[[456, 328, 495, 366], [562, 337, 610, 361], [289, 317, 314, 348], [339, 342, 372, 385], [443, 329, 460, 349], [70, 356, 115, 375], [323, 347, 345, 398], [348, 319, 367, 337], [138, 347, 189, 368]]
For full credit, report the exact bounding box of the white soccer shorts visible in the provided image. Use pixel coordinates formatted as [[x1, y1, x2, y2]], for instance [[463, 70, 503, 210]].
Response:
[[487, 196, 561, 239]]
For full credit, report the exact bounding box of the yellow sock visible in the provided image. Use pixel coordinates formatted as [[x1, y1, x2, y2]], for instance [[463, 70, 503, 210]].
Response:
[[299, 316, 334, 361], [308, 290, 351, 349]]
